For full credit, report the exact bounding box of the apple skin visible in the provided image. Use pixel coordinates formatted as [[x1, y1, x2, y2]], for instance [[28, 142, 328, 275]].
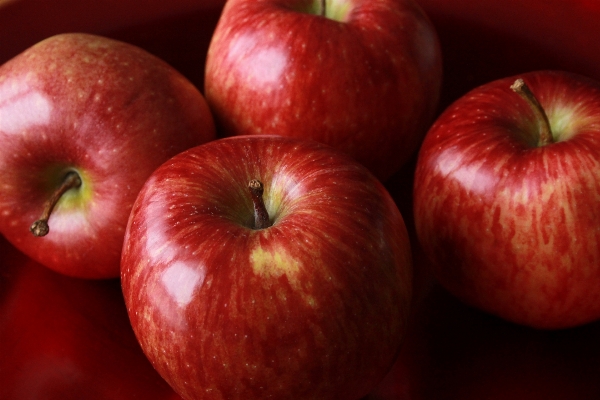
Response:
[[204, 0, 442, 182], [121, 135, 413, 399], [0, 33, 216, 279], [413, 70, 600, 329], [0, 235, 183, 400]]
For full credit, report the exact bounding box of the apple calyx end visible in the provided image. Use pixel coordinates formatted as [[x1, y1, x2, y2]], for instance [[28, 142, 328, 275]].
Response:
[[248, 179, 271, 230], [510, 78, 554, 147], [30, 170, 82, 237]]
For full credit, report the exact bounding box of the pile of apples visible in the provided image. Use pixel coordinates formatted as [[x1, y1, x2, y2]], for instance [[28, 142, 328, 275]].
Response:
[[2, 0, 600, 399]]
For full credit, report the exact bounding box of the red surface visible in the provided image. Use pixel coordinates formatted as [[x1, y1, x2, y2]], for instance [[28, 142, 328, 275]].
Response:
[[0, 235, 183, 400], [0, 0, 224, 63], [0, 0, 226, 90], [367, 280, 600, 400], [415, 0, 600, 110]]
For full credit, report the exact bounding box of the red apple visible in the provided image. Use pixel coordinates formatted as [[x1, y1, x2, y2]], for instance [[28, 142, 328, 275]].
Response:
[[413, 70, 600, 329], [121, 135, 413, 399], [0, 33, 216, 279], [204, 0, 442, 181], [0, 235, 183, 400]]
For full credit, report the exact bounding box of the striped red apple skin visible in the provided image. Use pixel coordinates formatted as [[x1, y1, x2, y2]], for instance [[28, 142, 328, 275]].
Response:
[[414, 70, 600, 329], [121, 135, 413, 400]]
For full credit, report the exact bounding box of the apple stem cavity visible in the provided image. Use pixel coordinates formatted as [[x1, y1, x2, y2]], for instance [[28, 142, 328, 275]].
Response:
[[30, 170, 82, 237], [248, 179, 271, 230], [510, 78, 554, 147]]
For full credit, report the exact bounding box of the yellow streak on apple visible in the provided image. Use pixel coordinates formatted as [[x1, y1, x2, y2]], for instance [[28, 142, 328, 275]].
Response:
[[484, 159, 592, 303], [250, 245, 317, 308]]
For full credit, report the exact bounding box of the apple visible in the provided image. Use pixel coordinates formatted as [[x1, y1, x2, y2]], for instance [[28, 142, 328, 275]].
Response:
[[413, 69, 600, 329], [0, 33, 216, 279], [0, 235, 183, 400], [121, 135, 413, 399], [203, 0, 442, 181]]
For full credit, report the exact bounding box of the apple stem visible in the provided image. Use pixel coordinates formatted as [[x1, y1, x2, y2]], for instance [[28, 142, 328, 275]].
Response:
[[248, 179, 271, 230], [320, 0, 326, 17], [30, 170, 82, 237], [510, 78, 554, 146]]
